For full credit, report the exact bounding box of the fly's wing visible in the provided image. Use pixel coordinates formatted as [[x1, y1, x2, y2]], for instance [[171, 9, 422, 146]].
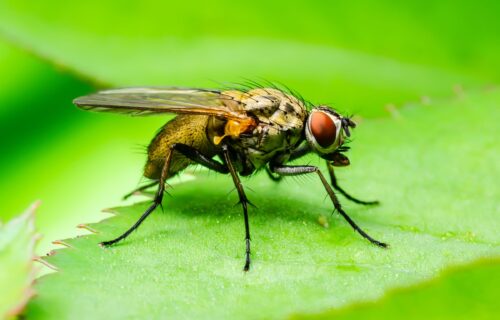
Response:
[[73, 87, 249, 121]]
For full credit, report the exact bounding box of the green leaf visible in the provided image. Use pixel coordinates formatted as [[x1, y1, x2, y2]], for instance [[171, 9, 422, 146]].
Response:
[[294, 258, 500, 320], [26, 88, 500, 319], [1, 1, 499, 117], [0, 202, 40, 319]]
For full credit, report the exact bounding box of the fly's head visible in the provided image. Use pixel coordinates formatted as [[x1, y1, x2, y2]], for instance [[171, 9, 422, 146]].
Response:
[[305, 106, 356, 167]]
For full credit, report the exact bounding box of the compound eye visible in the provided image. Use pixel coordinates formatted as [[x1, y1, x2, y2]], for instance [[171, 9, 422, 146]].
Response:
[[310, 111, 337, 148]]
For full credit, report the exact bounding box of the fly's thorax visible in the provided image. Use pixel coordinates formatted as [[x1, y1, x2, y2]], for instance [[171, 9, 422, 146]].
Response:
[[230, 89, 307, 169], [214, 87, 308, 170], [219, 90, 249, 111]]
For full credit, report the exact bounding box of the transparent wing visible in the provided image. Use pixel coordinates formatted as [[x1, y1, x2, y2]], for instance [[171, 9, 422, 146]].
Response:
[[73, 87, 249, 121]]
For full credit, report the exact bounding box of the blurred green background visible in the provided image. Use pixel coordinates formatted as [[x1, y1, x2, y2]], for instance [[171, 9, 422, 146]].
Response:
[[0, 0, 499, 319], [0, 0, 499, 256]]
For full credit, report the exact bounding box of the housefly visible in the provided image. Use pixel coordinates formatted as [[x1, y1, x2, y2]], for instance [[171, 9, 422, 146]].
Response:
[[74, 84, 387, 271]]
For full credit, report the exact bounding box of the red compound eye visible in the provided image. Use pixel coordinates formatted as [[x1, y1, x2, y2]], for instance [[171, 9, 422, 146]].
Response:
[[310, 111, 337, 148]]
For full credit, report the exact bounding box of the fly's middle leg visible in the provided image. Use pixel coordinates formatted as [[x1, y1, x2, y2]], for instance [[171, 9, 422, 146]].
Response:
[[100, 143, 229, 247], [270, 163, 388, 248], [170, 143, 229, 173], [326, 161, 379, 206]]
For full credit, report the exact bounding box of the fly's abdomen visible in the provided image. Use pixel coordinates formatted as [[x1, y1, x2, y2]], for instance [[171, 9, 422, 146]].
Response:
[[144, 115, 217, 179]]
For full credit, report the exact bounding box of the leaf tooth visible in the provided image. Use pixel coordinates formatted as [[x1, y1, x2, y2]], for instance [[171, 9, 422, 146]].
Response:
[[33, 256, 58, 271], [76, 224, 99, 234], [52, 239, 74, 248], [101, 207, 119, 215]]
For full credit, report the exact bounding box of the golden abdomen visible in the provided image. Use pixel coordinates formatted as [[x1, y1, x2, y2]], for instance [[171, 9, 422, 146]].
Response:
[[144, 115, 218, 179]]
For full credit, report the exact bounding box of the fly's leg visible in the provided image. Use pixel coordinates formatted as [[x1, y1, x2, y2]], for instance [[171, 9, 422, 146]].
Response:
[[270, 164, 388, 248], [266, 166, 282, 182], [171, 143, 229, 173], [288, 143, 311, 162], [222, 145, 252, 271], [100, 146, 174, 247], [101, 143, 229, 247], [123, 181, 159, 200], [326, 161, 379, 206], [266, 143, 312, 183]]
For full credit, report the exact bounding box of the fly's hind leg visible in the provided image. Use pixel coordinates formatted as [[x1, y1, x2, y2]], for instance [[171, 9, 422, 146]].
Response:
[[100, 143, 229, 247], [100, 147, 174, 247], [326, 161, 379, 206]]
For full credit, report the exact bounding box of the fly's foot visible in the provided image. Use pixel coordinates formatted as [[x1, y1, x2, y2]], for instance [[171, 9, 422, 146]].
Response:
[[362, 199, 380, 206], [344, 197, 380, 206], [243, 238, 251, 272], [372, 239, 389, 248], [99, 239, 119, 247], [99, 241, 110, 248], [243, 255, 251, 272]]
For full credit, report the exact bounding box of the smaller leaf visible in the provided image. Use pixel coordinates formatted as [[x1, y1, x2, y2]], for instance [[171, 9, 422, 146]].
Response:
[[0, 202, 40, 319]]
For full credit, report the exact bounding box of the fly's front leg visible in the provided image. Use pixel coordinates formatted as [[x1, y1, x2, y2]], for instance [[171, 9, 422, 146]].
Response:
[[266, 143, 312, 183], [222, 145, 252, 271], [266, 166, 282, 182], [101, 143, 229, 247], [326, 161, 379, 206], [270, 164, 388, 248]]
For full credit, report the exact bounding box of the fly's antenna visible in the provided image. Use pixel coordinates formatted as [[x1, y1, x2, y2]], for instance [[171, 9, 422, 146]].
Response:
[[336, 145, 351, 153], [341, 117, 356, 137]]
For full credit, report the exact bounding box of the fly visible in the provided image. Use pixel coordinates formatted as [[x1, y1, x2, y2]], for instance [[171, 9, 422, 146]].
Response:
[[73, 85, 388, 271]]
